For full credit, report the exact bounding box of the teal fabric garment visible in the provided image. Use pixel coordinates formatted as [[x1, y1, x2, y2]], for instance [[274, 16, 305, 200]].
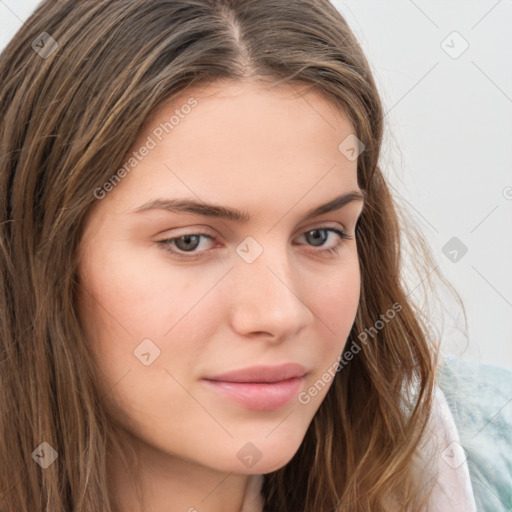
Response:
[[438, 356, 512, 512]]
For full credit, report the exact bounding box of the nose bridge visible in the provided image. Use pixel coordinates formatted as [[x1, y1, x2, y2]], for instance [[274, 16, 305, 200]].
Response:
[[235, 234, 293, 295], [229, 234, 312, 337]]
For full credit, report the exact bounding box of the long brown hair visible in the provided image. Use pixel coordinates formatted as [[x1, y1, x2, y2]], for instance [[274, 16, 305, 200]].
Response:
[[0, 1, 465, 510]]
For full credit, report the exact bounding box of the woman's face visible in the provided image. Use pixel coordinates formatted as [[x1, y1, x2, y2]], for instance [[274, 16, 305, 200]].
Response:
[[77, 80, 363, 476]]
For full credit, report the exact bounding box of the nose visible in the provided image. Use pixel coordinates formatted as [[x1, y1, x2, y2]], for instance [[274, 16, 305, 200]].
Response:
[[228, 244, 313, 341]]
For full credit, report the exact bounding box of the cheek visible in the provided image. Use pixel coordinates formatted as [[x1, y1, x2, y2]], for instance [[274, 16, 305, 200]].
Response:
[[75, 244, 210, 437], [313, 256, 361, 340], [76, 240, 228, 392], [302, 255, 360, 390], [79, 241, 194, 337]]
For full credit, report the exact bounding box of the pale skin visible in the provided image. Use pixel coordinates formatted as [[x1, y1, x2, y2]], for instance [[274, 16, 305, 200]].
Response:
[[76, 79, 364, 512]]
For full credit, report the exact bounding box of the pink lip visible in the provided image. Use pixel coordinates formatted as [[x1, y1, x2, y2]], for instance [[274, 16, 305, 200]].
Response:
[[202, 363, 307, 411]]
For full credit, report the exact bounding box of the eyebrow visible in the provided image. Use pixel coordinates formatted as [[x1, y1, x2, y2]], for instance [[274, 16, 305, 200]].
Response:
[[131, 190, 365, 223]]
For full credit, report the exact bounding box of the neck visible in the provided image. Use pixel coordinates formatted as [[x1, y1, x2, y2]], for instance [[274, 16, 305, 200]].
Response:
[[107, 436, 253, 512]]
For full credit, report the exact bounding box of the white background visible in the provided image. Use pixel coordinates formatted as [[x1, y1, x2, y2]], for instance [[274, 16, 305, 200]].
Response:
[[1, 0, 511, 370]]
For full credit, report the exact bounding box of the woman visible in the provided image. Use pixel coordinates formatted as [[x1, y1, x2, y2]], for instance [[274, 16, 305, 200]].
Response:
[[0, 1, 477, 510]]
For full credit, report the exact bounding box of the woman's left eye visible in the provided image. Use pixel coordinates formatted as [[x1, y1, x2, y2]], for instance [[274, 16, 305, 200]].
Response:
[[157, 227, 354, 260], [297, 227, 354, 256]]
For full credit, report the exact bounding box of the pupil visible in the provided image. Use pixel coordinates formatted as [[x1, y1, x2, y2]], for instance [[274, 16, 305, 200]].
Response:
[[307, 229, 326, 247], [176, 235, 200, 251]]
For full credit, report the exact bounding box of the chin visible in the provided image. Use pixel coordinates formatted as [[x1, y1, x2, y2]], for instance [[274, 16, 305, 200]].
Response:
[[242, 433, 306, 474], [255, 453, 298, 475]]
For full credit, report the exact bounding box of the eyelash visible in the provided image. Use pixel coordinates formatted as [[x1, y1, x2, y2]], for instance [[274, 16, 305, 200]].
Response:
[[157, 226, 354, 260]]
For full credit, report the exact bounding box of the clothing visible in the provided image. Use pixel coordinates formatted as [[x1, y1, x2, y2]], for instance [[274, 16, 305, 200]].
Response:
[[239, 386, 477, 511], [438, 355, 512, 511], [420, 386, 477, 511]]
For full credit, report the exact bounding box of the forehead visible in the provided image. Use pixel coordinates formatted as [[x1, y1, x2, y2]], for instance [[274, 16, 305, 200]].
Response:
[[152, 79, 354, 142], [104, 79, 360, 217]]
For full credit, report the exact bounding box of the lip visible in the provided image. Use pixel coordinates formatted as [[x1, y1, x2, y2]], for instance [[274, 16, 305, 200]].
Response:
[[204, 363, 307, 383], [202, 363, 307, 411]]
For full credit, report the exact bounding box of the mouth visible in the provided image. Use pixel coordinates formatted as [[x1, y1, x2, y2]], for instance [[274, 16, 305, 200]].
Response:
[[201, 363, 307, 411]]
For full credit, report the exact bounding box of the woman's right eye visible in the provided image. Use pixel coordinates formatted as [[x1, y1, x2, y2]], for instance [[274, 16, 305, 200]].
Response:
[[157, 233, 215, 260]]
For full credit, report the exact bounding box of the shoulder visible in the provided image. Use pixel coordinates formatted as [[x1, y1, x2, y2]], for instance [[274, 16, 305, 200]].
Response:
[[437, 356, 512, 511], [417, 385, 478, 511]]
